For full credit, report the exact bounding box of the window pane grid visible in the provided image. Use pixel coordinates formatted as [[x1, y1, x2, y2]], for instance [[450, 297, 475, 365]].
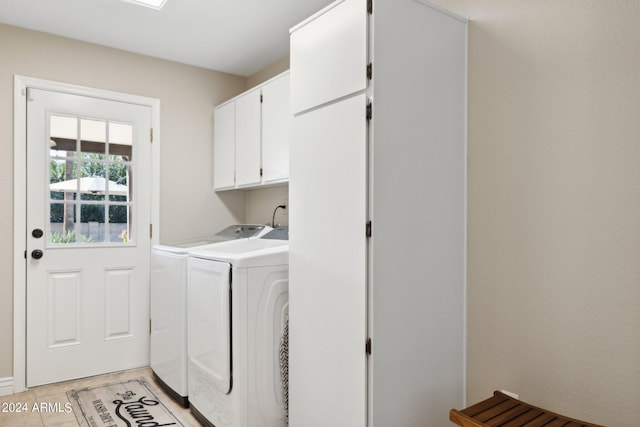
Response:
[[48, 114, 135, 247]]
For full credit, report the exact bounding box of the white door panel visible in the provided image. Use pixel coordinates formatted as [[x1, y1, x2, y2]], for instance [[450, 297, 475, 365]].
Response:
[[46, 270, 82, 348], [290, 0, 368, 114], [289, 93, 368, 426], [104, 266, 136, 339], [26, 88, 151, 387]]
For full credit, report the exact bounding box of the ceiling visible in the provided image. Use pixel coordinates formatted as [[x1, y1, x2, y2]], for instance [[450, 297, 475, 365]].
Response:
[[0, 0, 334, 77]]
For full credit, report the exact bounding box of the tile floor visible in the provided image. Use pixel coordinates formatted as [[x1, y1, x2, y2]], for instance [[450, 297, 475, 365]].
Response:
[[0, 367, 202, 426]]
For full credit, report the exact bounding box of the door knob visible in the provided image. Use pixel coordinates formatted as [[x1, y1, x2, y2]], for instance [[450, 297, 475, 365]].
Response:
[[31, 249, 44, 260], [32, 229, 44, 238]]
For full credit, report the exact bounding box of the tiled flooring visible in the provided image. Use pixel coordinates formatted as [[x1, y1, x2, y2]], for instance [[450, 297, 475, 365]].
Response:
[[0, 367, 201, 426]]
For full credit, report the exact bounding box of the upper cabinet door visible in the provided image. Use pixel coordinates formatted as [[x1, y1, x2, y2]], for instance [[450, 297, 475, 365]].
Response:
[[290, 0, 368, 114], [261, 72, 290, 183], [213, 101, 236, 190], [235, 88, 262, 187]]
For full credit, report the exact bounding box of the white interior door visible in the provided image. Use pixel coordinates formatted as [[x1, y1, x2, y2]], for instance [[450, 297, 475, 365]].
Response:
[[289, 93, 368, 426], [26, 88, 152, 387]]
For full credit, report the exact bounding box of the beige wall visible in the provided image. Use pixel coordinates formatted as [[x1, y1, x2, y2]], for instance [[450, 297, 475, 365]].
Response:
[[433, 1, 640, 425], [245, 185, 289, 227], [0, 24, 248, 378], [246, 56, 290, 89]]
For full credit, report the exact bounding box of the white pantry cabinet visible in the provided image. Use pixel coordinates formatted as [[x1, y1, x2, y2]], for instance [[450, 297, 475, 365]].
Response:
[[289, 1, 467, 426], [213, 71, 290, 191]]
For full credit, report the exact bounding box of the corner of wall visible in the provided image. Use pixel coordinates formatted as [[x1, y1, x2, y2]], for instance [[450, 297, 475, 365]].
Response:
[[246, 57, 290, 89]]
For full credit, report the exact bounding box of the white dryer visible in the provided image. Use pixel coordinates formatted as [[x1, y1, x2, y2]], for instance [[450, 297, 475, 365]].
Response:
[[150, 224, 271, 406], [187, 227, 289, 427]]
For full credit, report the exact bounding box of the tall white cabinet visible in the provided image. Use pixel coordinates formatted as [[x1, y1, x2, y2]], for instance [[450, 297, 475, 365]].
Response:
[[288, 1, 467, 426]]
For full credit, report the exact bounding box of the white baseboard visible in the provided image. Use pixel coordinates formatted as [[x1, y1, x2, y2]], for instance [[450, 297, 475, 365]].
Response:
[[0, 377, 13, 396]]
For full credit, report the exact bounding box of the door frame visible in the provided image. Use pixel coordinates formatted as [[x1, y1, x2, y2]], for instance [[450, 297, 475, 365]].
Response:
[[13, 76, 161, 393]]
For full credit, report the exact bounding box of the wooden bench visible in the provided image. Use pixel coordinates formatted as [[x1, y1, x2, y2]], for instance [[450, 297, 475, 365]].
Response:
[[450, 391, 605, 427]]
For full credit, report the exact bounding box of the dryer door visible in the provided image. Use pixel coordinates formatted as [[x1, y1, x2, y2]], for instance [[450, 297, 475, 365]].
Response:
[[188, 258, 232, 394]]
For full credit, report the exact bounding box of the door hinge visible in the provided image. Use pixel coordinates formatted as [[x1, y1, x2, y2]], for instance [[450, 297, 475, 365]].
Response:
[[366, 102, 372, 121], [150, 128, 154, 143], [367, 0, 372, 14], [26, 87, 35, 102], [150, 224, 153, 238], [367, 63, 372, 80], [260, 94, 263, 103], [149, 319, 152, 334], [260, 168, 263, 177], [366, 221, 372, 238], [366, 338, 372, 355]]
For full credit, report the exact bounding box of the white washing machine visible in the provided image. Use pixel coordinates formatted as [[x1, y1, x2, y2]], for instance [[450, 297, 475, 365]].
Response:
[[150, 224, 271, 406], [187, 227, 289, 427]]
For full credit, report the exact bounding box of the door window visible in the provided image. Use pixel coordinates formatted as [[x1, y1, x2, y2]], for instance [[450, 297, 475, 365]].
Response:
[[48, 114, 134, 246]]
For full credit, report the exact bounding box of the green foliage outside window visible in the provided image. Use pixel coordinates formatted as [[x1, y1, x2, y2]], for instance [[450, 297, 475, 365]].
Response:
[[50, 154, 129, 224]]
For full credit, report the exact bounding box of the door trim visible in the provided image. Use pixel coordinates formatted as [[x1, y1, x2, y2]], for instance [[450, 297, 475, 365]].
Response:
[[13, 76, 161, 393]]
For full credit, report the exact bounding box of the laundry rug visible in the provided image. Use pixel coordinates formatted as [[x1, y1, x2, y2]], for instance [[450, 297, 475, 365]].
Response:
[[66, 378, 184, 427]]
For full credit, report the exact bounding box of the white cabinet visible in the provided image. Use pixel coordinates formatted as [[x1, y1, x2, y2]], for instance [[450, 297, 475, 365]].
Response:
[[290, 0, 367, 114], [235, 88, 262, 187], [290, 93, 368, 427], [213, 71, 290, 191], [262, 72, 290, 183], [213, 101, 236, 190], [289, 1, 467, 426]]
